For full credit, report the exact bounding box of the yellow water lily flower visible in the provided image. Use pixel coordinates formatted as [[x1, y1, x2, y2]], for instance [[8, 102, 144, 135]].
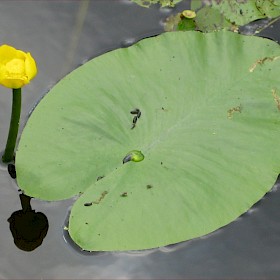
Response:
[[0, 45, 37, 89], [181, 10, 196, 19]]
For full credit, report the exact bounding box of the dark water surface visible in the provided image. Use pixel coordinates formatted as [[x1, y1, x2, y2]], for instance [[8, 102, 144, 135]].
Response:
[[0, 1, 280, 279]]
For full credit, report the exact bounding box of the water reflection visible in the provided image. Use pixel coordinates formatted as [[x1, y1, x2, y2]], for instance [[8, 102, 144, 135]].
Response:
[[7, 163, 16, 179], [7, 193, 49, 252]]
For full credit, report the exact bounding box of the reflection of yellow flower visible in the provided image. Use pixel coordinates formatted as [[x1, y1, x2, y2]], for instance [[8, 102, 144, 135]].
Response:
[[0, 45, 37, 89]]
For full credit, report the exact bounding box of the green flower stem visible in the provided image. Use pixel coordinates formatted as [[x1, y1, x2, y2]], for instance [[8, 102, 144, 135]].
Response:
[[2, 88, 22, 163]]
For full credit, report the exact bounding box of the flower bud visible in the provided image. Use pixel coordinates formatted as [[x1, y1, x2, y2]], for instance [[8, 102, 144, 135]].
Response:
[[0, 45, 37, 89]]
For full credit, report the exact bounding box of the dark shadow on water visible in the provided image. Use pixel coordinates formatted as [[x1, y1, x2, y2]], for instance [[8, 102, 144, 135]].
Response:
[[7, 193, 49, 252], [7, 163, 16, 179]]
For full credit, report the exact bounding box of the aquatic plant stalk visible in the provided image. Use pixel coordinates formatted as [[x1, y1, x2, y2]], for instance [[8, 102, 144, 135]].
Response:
[[2, 88, 21, 163]]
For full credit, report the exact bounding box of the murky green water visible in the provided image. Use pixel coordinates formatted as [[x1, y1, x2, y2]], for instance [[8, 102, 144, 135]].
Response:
[[0, 1, 280, 278]]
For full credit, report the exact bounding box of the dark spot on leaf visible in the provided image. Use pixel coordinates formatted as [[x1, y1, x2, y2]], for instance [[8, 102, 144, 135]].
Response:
[[121, 192, 128, 197], [97, 175, 104, 181], [146, 185, 153, 189], [227, 104, 242, 119], [130, 108, 140, 115], [130, 108, 141, 129], [133, 115, 138, 124], [84, 202, 92, 207]]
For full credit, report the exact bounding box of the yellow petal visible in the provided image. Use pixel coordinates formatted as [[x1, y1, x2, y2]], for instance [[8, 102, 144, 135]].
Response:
[[6, 58, 26, 76], [0, 45, 18, 64], [0, 78, 26, 89], [0, 45, 37, 89], [0, 64, 8, 81], [25, 52, 37, 80], [16, 49, 27, 60]]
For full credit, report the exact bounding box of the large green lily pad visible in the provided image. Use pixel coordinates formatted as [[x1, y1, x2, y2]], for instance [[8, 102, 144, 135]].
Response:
[[16, 31, 280, 251]]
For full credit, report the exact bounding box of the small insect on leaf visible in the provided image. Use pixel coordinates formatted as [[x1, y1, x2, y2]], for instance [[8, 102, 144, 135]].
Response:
[[132, 116, 138, 124], [130, 108, 141, 129], [120, 192, 128, 197], [130, 108, 140, 115], [123, 150, 145, 164]]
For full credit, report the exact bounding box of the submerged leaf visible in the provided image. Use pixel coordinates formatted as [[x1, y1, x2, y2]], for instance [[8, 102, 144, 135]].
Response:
[[195, 6, 236, 32], [164, 13, 182, 31], [212, 0, 280, 26], [130, 0, 182, 8], [16, 31, 280, 251], [190, 0, 203, 11], [255, 0, 280, 18]]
